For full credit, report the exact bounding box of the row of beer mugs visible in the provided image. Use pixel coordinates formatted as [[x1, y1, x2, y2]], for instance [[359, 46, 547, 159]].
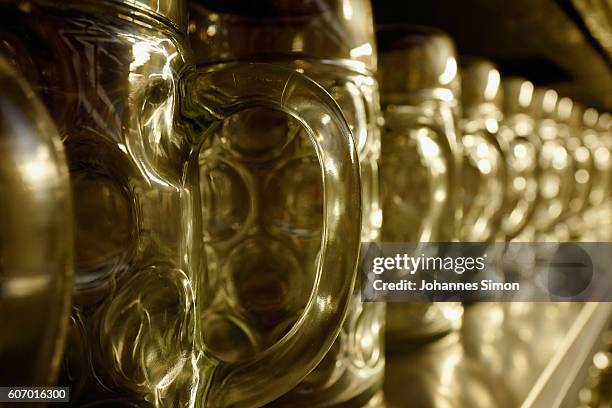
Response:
[[379, 26, 612, 348], [0, 0, 611, 407]]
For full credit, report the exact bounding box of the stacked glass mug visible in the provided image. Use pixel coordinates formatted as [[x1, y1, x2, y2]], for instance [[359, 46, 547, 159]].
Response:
[[377, 26, 464, 345], [457, 58, 509, 296], [499, 77, 540, 243], [582, 109, 612, 241], [555, 98, 593, 240], [188, 1, 385, 406], [0, 0, 363, 406], [458, 57, 506, 244], [530, 88, 575, 242], [498, 78, 540, 288]]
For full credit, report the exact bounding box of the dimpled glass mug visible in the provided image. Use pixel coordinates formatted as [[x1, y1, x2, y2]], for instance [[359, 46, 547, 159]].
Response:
[[377, 26, 464, 345], [499, 78, 540, 242], [529, 88, 574, 241], [582, 110, 612, 240], [0, 0, 362, 406], [584, 109, 612, 212], [0, 56, 73, 391], [458, 58, 506, 242], [188, 1, 384, 406], [555, 99, 593, 239], [497, 78, 540, 286]]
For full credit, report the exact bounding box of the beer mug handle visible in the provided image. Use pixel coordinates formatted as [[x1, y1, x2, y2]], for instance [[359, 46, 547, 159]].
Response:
[[182, 63, 361, 407]]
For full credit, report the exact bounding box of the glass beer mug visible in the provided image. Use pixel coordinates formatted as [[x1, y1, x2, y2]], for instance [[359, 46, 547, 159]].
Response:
[[0, 0, 361, 406], [584, 109, 612, 210], [530, 88, 574, 241], [378, 26, 464, 344], [499, 78, 540, 241], [459, 57, 506, 242], [497, 78, 540, 286], [555, 98, 593, 239], [188, 1, 383, 405], [585, 110, 612, 240], [0, 56, 73, 390]]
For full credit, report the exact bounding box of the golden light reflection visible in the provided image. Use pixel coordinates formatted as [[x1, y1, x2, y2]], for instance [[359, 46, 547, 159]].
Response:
[[575, 169, 590, 184], [417, 128, 441, 157], [438, 57, 457, 86], [342, 0, 354, 20], [483, 69, 500, 101], [514, 143, 527, 159], [584, 108, 599, 127], [593, 351, 610, 370], [575, 146, 590, 162], [513, 176, 527, 190], [594, 146, 610, 165], [557, 97, 573, 121], [485, 118, 499, 133], [543, 89, 558, 113], [130, 41, 151, 70], [477, 159, 492, 174], [20, 145, 58, 187], [434, 189, 447, 203], [292, 35, 304, 52], [206, 25, 217, 37], [439, 345, 462, 390], [552, 145, 569, 170], [2, 275, 52, 298], [518, 81, 534, 108], [349, 43, 373, 59]]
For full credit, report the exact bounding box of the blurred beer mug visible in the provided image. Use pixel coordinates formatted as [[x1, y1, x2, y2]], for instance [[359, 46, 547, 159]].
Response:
[[585, 110, 612, 240], [555, 99, 593, 240], [496, 78, 540, 288], [584, 109, 612, 209], [378, 26, 464, 345], [0, 0, 361, 406], [456, 58, 509, 296], [499, 78, 540, 242], [596, 112, 612, 203], [189, 1, 383, 405], [530, 88, 574, 241], [459, 57, 506, 242], [0, 57, 73, 389]]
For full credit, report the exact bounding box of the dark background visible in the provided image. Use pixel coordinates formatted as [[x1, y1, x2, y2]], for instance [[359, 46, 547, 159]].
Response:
[[372, 0, 612, 111]]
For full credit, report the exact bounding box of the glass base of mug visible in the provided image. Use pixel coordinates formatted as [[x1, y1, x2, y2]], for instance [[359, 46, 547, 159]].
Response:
[[385, 302, 463, 351], [361, 390, 385, 408], [268, 300, 385, 407], [269, 379, 384, 408], [336, 389, 385, 408]]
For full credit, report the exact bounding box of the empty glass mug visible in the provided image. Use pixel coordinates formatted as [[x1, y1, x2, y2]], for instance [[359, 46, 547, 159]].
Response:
[[0, 56, 73, 391], [498, 78, 540, 286], [584, 110, 612, 240], [188, 1, 383, 405], [583, 109, 612, 210], [530, 88, 574, 241], [378, 26, 464, 345], [596, 112, 612, 240], [0, 0, 361, 406], [499, 78, 540, 242], [555, 99, 593, 239], [459, 57, 506, 242]]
